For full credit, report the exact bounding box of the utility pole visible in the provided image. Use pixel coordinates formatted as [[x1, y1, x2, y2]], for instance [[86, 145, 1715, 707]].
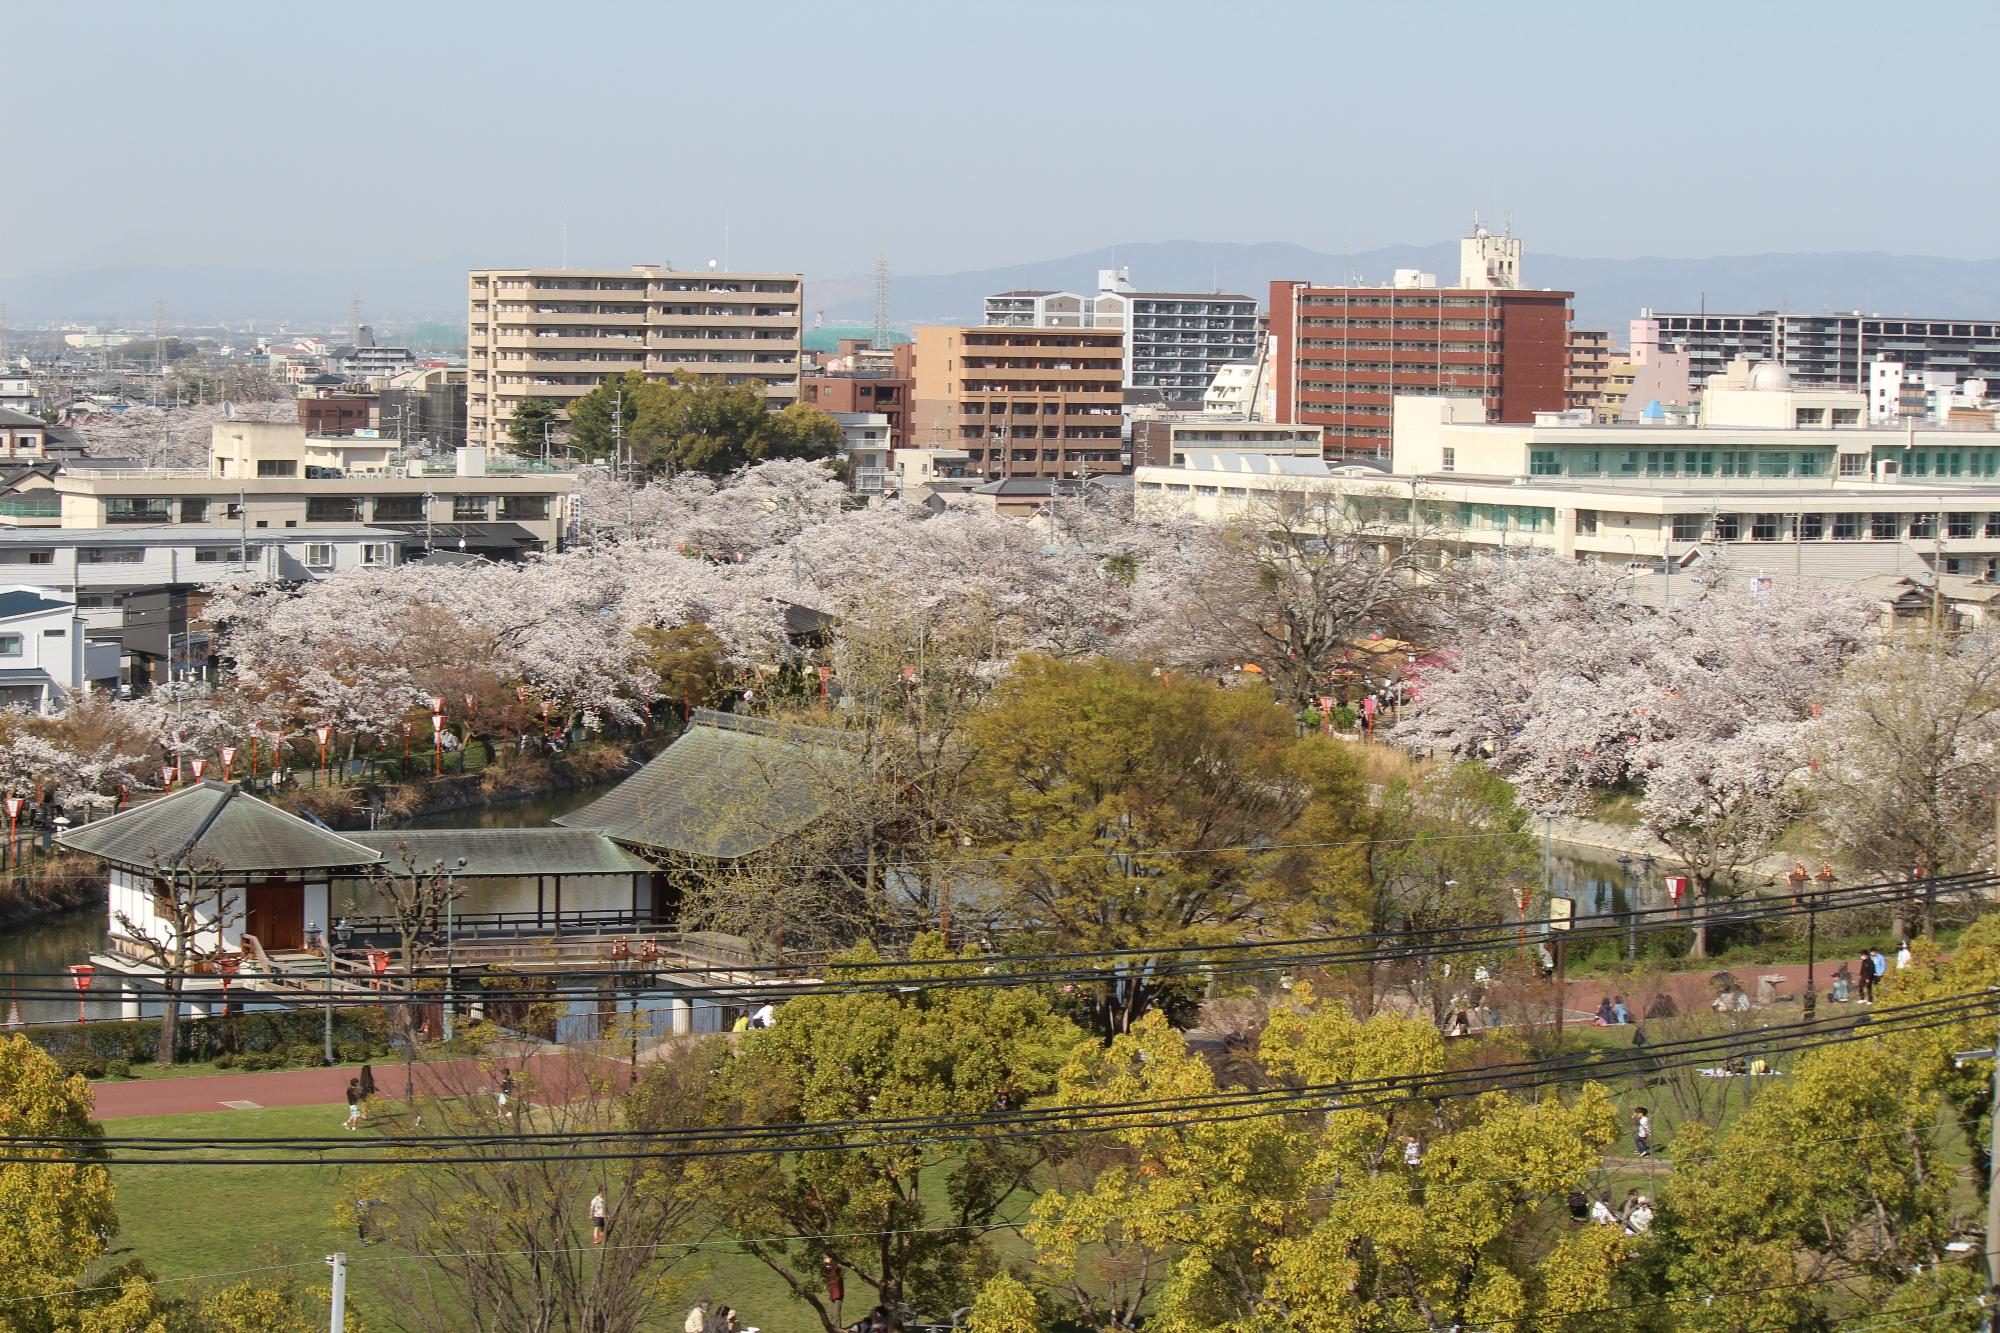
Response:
[[326, 1252, 347, 1333]]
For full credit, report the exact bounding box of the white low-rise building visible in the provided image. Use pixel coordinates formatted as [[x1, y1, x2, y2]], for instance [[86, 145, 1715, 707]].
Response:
[[1137, 358, 2000, 599]]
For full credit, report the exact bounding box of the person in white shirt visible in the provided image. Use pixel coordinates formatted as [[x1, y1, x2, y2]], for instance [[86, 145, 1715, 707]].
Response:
[[1626, 1196, 1654, 1234], [1897, 941, 1912, 970], [1589, 1193, 1618, 1225]]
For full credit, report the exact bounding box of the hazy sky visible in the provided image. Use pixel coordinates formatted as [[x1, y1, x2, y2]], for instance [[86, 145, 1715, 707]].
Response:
[[9, 0, 1995, 283]]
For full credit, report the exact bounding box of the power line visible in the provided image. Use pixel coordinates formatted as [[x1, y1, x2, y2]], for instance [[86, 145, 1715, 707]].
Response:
[[15, 989, 1994, 1167]]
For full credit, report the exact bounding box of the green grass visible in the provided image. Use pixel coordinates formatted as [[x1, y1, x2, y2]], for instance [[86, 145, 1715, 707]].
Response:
[[99, 1104, 874, 1333]]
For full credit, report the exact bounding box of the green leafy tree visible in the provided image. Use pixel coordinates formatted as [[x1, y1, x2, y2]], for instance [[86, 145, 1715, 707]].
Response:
[[0, 1034, 119, 1325], [962, 656, 1372, 1033], [966, 1274, 1041, 1333], [502, 397, 563, 455], [698, 938, 1086, 1331], [1367, 762, 1537, 1020], [1020, 998, 1620, 1332], [564, 372, 842, 474]]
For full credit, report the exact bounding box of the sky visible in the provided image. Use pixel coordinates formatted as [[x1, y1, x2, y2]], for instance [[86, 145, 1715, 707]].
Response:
[[7, 0, 1997, 286]]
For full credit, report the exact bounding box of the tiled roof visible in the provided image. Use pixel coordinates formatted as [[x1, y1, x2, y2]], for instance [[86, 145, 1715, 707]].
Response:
[[556, 710, 860, 859], [59, 781, 383, 871], [346, 828, 654, 876]]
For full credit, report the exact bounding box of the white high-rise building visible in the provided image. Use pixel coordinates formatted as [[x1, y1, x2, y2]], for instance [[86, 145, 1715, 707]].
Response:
[[1458, 223, 1522, 290]]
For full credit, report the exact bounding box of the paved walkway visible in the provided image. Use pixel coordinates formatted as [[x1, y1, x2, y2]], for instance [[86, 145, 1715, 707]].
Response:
[[90, 1064, 356, 1119], [89, 1046, 623, 1120]]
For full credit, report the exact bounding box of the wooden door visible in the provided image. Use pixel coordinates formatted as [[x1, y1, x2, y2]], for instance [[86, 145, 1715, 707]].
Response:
[[244, 882, 304, 952]]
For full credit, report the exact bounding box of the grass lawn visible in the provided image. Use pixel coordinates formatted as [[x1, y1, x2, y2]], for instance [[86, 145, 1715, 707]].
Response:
[[99, 1104, 896, 1333]]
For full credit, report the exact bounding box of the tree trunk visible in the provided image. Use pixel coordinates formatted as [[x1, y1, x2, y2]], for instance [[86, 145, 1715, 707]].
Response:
[[1688, 880, 1710, 959], [157, 981, 179, 1064]]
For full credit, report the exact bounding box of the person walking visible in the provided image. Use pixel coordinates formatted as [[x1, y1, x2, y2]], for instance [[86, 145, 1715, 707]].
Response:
[[1872, 948, 1890, 993], [345, 1078, 363, 1130], [1857, 951, 1876, 1002], [589, 1190, 607, 1245], [1896, 940, 1912, 971], [1632, 1106, 1652, 1158], [497, 1069, 514, 1112]]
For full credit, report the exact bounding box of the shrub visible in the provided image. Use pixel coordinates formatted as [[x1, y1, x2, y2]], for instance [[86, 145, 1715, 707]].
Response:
[[56, 1050, 107, 1079], [104, 1058, 132, 1079], [213, 1053, 237, 1070], [336, 1040, 372, 1064]]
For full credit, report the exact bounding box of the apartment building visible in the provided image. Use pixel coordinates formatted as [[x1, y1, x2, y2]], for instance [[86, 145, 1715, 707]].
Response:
[[1270, 276, 1571, 457], [1641, 308, 2000, 390], [986, 269, 1259, 407], [466, 265, 802, 448], [1566, 329, 1613, 415], [0, 588, 121, 711], [803, 342, 914, 451], [911, 326, 1125, 478]]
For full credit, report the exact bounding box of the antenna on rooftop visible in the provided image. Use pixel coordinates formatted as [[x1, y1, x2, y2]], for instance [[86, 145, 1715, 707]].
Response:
[[873, 254, 891, 350]]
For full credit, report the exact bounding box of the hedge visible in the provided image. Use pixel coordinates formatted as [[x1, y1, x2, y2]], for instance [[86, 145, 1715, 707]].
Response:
[[20, 1006, 393, 1066]]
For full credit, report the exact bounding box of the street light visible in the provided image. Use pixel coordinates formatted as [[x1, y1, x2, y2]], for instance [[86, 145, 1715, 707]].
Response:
[[440, 858, 466, 1041]]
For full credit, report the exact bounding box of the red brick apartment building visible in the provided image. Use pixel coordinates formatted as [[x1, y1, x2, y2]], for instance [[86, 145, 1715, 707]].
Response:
[[1269, 280, 1571, 457]]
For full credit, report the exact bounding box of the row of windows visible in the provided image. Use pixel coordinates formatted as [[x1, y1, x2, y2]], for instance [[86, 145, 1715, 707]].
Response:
[[1527, 448, 1828, 480], [1670, 512, 2000, 542], [103, 496, 551, 523]]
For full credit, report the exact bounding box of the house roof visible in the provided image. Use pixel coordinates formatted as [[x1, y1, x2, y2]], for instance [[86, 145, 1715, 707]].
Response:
[[375, 521, 539, 548], [970, 477, 1058, 497], [345, 828, 655, 876], [0, 408, 44, 427], [556, 709, 860, 859], [59, 781, 384, 871], [0, 590, 72, 619]]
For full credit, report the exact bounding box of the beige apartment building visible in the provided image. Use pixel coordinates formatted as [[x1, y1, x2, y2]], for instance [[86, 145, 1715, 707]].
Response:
[[1565, 328, 1614, 416], [911, 326, 1125, 478], [466, 265, 803, 449]]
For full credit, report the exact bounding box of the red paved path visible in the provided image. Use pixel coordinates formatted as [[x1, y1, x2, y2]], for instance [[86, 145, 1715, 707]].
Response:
[[89, 1050, 610, 1120]]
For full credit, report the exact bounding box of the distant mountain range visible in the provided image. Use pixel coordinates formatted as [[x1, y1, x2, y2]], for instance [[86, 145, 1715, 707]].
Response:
[[13, 242, 2000, 339], [816, 241, 2000, 335]]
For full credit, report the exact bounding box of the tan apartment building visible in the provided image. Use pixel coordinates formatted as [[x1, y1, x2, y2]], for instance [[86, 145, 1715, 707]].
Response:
[[466, 265, 804, 449], [1565, 328, 1614, 415], [911, 326, 1125, 478]]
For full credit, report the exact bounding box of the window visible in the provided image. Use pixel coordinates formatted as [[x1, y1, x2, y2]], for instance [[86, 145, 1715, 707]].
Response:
[[498, 496, 550, 521], [1910, 513, 1937, 540], [179, 499, 209, 523], [1987, 514, 2000, 539], [81, 548, 141, 564], [306, 498, 360, 523], [1714, 514, 1741, 541], [0, 635, 22, 658], [1671, 514, 1703, 542], [194, 547, 240, 563], [362, 543, 393, 566], [1614, 450, 1640, 476], [256, 460, 296, 478], [1756, 452, 1790, 478], [22, 551, 51, 565], [1531, 449, 1561, 476], [303, 544, 334, 570], [1949, 513, 1976, 539], [1799, 514, 1825, 540], [1833, 514, 1860, 540], [1838, 453, 1868, 477], [371, 496, 425, 522], [1797, 452, 1823, 478], [104, 498, 171, 524], [1442, 446, 1457, 472], [1871, 513, 1899, 540], [1576, 510, 1598, 536], [1571, 449, 1599, 475], [451, 496, 489, 521], [1751, 514, 1779, 541]]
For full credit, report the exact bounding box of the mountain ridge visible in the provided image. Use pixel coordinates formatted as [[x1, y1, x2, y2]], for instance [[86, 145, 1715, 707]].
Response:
[[12, 243, 2000, 337]]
